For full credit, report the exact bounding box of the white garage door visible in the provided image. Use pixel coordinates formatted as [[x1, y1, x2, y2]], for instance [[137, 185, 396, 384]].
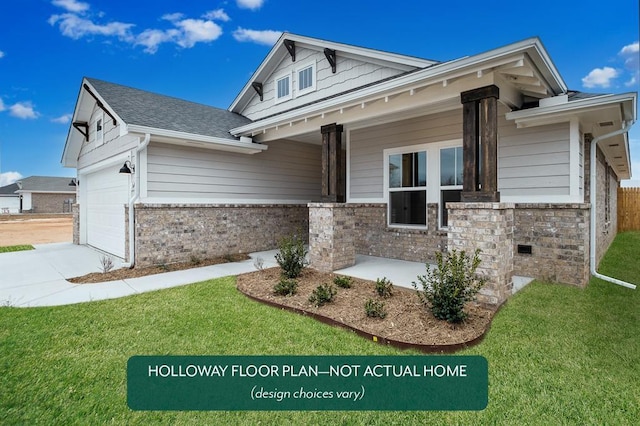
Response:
[[0, 196, 20, 214], [85, 166, 129, 258]]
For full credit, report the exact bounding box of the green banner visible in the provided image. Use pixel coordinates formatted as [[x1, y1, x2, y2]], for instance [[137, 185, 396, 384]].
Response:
[[127, 355, 487, 411]]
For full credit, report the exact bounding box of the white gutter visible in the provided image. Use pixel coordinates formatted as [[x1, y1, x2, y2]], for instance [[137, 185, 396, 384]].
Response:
[[121, 133, 150, 269], [589, 122, 636, 289]]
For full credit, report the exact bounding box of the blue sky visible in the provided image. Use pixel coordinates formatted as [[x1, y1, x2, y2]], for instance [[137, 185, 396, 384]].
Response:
[[0, 0, 638, 186]]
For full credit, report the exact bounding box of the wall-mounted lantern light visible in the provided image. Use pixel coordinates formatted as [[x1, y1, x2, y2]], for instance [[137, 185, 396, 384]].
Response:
[[119, 160, 135, 174]]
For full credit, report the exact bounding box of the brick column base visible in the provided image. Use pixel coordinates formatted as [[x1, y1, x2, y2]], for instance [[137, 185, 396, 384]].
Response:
[[308, 203, 355, 272], [447, 202, 515, 307]]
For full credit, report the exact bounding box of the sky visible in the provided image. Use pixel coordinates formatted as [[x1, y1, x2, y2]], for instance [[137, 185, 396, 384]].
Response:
[[0, 0, 638, 187]]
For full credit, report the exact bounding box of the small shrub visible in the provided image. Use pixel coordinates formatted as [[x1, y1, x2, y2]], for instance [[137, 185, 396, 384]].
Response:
[[364, 298, 387, 319], [99, 255, 114, 274], [253, 256, 265, 271], [375, 277, 393, 298], [333, 275, 352, 289], [190, 255, 202, 266], [273, 278, 298, 296], [412, 249, 487, 324], [308, 284, 337, 307], [275, 233, 308, 278]]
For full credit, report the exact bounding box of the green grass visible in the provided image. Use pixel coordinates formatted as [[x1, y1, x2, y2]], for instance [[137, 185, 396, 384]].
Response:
[[0, 244, 34, 253], [1, 232, 639, 425]]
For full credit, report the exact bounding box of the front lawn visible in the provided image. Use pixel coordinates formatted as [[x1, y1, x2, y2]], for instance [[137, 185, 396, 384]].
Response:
[[1, 232, 638, 425], [0, 244, 34, 253]]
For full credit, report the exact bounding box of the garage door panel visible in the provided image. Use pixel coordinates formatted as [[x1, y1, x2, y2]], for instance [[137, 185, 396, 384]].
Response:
[[85, 167, 129, 258]]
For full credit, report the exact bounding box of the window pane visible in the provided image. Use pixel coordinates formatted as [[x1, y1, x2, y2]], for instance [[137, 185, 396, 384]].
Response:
[[455, 147, 463, 185], [389, 154, 401, 188], [299, 67, 313, 90], [441, 189, 462, 227], [390, 190, 426, 225], [440, 147, 456, 186], [402, 153, 413, 187], [277, 77, 289, 98], [416, 151, 427, 186]]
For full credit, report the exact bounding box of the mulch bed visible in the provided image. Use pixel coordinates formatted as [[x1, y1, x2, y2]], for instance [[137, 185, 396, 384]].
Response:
[[68, 254, 250, 284], [236, 267, 496, 351]]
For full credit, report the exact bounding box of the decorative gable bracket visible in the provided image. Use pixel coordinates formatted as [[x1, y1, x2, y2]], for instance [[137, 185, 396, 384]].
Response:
[[83, 84, 117, 126], [324, 48, 337, 73], [284, 39, 296, 61], [72, 121, 89, 142], [252, 82, 264, 101]]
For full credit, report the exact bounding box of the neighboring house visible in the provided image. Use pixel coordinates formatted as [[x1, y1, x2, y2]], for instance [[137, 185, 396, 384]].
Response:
[[0, 176, 76, 214], [61, 33, 637, 306]]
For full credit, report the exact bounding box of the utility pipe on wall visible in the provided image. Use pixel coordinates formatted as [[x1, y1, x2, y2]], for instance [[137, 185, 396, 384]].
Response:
[[122, 133, 150, 268], [589, 122, 636, 289]]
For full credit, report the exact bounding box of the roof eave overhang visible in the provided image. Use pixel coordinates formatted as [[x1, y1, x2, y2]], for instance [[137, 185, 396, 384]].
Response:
[[231, 38, 566, 137], [127, 125, 268, 155]]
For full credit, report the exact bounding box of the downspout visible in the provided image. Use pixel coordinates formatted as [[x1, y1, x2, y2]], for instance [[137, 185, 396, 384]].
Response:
[[122, 133, 150, 268], [589, 122, 636, 289]]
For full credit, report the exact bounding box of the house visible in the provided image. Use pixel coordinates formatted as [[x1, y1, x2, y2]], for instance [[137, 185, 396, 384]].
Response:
[[0, 176, 76, 214], [61, 33, 637, 306]]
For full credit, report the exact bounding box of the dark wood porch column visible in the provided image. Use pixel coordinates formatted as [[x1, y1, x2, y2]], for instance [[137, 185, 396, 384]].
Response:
[[320, 123, 345, 202], [460, 85, 500, 202]]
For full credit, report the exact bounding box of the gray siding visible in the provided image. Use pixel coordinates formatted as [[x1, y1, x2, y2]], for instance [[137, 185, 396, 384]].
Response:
[[78, 105, 138, 169], [498, 119, 570, 196], [146, 140, 322, 201], [242, 46, 411, 120], [349, 109, 462, 199]]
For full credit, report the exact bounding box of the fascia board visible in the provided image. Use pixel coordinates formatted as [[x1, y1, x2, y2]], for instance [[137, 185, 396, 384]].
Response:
[[231, 39, 557, 136], [506, 93, 638, 122], [126, 125, 268, 154]]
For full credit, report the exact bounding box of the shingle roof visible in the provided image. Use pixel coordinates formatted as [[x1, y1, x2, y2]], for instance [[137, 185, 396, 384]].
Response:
[[12, 176, 75, 193], [85, 78, 252, 140], [0, 182, 19, 196]]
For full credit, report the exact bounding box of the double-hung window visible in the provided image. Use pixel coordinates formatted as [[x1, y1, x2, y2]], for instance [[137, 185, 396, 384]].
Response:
[[274, 73, 292, 103], [387, 150, 427, 227], [439, 146, 463, 227]]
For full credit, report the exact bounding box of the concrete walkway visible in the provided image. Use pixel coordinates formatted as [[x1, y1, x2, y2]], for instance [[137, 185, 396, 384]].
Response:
[[0, 243, 531, 308]]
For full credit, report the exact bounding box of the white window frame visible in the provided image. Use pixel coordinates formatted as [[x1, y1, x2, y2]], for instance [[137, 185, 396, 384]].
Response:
[[93, 112, 104, 146], [383, 144, 429, 230], [274, 71, 292, 104], [295, 60, 316, 97], [438, 145, 463, 229]]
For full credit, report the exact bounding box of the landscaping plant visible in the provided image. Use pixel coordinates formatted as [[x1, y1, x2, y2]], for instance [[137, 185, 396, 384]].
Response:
[[364, 298, 387, 319], [275, 233, 308, 278], [375, 277, 393, 298], [413, 249, 486, 323], [273, 278, 298, 296], [333, 275, 353, 289], [308, 283, 337, 307]]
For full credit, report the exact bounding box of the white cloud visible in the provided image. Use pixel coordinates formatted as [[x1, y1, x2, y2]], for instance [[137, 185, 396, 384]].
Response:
[[236, 0, 265, 10], [0, 50, 4, 59], [51, 0, 90, 13], [619, 41, 639, 88], [135, 28, 177, 54], [620, 41, 639, 55], [203, 9, 230, 22], [161, 13, 185, 22], [9, 102, 39, 119], [49, 13, 134, 41], [52, 113, 73, 124], [581, 67, 619, 88], [233, 28, 281, 45], [0, 171, 23, 187], [173, 19, 222, 48], [0, 98, 5, 111]]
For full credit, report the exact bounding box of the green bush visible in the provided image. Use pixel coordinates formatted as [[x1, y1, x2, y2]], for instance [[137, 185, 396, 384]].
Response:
[[412, 249, 486, 324], [308, 284, 337, 307], [275, 233, 308, 278], [273, 278, 298, 296], [333, 275, 353, 289], [375, 277, 393, 298], [364, 299, 387, 319]]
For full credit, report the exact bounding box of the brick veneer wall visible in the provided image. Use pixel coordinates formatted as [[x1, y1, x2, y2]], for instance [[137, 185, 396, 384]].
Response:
[[513, 204, 590, 287], [30, 193, 75, 213], [130, 204, 309, 266], [352, 203, 447, 263], [308, 203, 356, 272]]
